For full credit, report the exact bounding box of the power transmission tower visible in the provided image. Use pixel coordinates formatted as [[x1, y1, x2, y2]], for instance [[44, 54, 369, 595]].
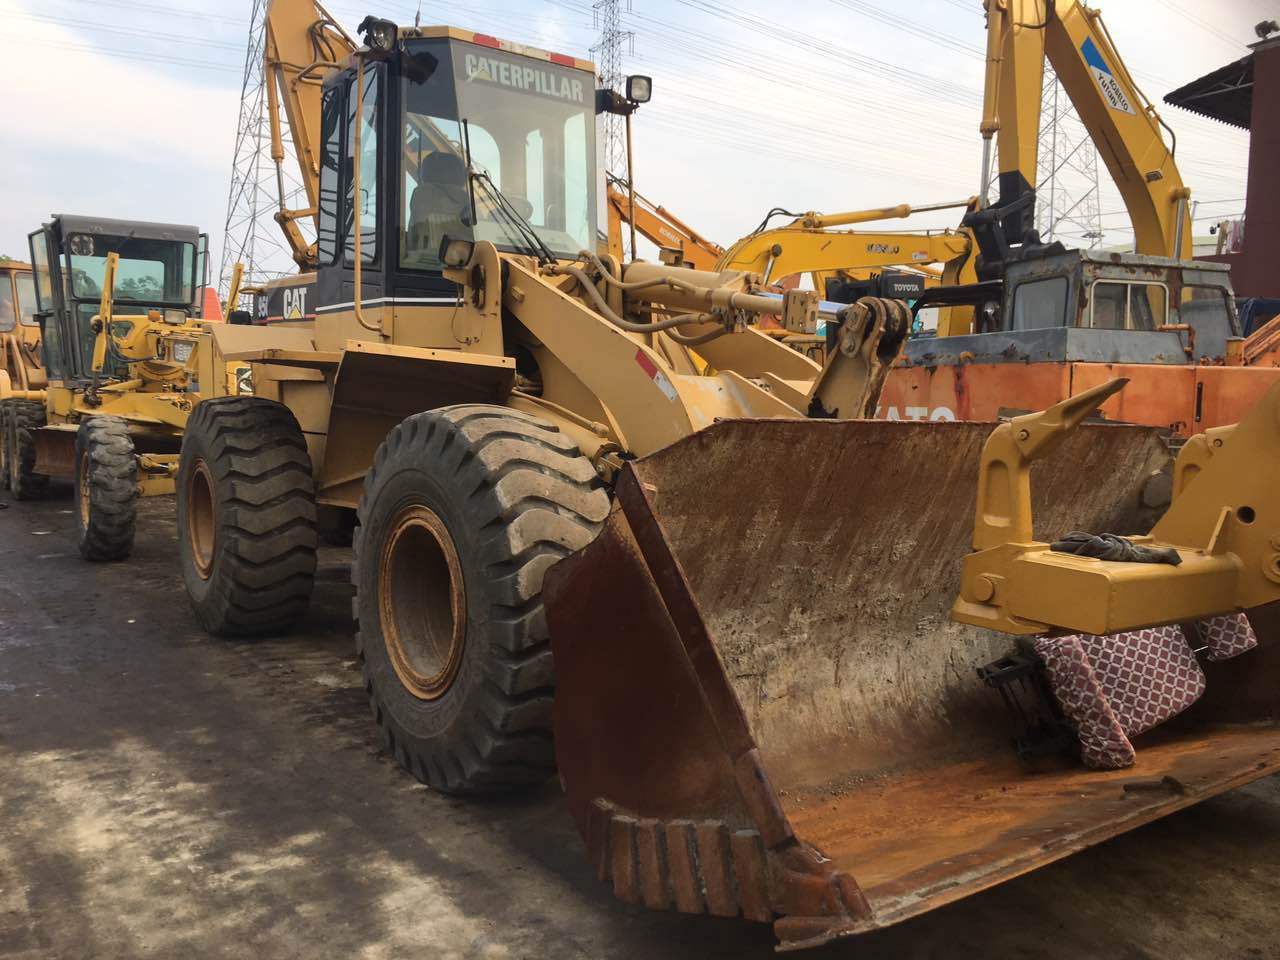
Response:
[[591, 0, 634, 181], [1034, 67, 1104, 247], [219, 0, 311, 299]]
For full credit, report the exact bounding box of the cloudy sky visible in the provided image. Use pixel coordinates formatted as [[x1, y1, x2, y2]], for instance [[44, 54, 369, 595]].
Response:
[[0, 0, 1268, 279]]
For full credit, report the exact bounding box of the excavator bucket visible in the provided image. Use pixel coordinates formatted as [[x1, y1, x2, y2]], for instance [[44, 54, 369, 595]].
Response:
[[544, 418, 1280, 949]]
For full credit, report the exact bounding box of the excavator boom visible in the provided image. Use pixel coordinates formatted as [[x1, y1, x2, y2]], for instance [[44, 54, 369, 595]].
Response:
[[605, 175, 726, 270], [263, 0, 356, 268], [981, 0, 1191, 257]]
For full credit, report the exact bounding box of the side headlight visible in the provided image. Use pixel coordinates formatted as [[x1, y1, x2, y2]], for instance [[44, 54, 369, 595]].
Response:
[[440, 235, 476, 269]]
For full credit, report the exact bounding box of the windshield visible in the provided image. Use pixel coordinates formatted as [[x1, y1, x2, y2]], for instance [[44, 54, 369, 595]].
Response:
[[0, 272, 15, 332], [16, 272, 37, 325], [399, 38, 596, 269], [66, 232, 196, 305]]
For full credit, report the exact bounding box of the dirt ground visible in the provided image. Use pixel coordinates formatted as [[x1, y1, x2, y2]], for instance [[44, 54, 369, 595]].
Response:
[[2, 492, 1279, 959]]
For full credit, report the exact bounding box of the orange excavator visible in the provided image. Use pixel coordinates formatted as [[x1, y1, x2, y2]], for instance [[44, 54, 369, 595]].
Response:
[[874, 0, 1280, 431]]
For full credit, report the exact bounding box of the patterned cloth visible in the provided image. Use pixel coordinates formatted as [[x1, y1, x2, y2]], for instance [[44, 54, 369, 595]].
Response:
[[1035, 626, 1207, 770], [1196, 613, 1258, 662], [1033, 635, 1135, 769]]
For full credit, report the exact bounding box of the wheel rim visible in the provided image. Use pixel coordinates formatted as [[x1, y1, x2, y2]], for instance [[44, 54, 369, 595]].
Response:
[[187, 458, 217, 580], [379, 504, 466, 701], [78, 451, 91, 526]]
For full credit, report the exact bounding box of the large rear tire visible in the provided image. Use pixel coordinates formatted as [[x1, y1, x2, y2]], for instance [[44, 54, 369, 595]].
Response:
[[5, 399, 48, 500], [354, 404, 609, 794], [177, 397, 317, 636], [74, 416, 138, 561]]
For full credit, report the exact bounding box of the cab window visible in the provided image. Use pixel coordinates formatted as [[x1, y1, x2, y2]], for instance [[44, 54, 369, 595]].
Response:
[[0, 274, 14, 332], [1010, 276, 1069, 330], [343, 66, 380, 267], [1088, 281, 1167, 330], [16, 273, 37, 326], [398, 38, 597, 271], [318, 84, 343, 265], [28, 231, 67, 379]]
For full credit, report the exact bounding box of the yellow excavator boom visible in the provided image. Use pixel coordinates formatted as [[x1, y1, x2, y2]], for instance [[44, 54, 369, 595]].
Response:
[[264, 0, 357, 268], [980, 0, 1192, 257]]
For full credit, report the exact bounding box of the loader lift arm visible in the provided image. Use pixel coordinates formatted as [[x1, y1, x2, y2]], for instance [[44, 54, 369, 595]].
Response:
[[980, 0, 1192, 258]]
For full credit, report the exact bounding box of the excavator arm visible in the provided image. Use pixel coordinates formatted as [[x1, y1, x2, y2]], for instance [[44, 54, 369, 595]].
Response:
[[717, 224, 974, 291], [605, 176, 726, 271], [981, 0, 1191, 257], [263, 0, 356, 269]]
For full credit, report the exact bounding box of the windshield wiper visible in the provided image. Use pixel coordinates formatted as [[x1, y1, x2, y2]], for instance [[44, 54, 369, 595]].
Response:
[[459, 118, 556, 266], [469, 169, 557, 266]]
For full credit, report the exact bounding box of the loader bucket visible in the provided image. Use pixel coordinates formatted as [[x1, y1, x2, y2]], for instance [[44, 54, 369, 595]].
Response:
[[543, 419, 1280, 949]]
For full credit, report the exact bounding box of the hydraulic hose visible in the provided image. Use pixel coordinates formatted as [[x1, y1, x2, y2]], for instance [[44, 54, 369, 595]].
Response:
[[666, 325, 733, 347], [553, 264, 714, 334], [571, 251, 704, 297]]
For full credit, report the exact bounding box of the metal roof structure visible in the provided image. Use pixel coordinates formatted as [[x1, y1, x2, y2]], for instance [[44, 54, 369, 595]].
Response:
[[1164, 52, 1254, 130]]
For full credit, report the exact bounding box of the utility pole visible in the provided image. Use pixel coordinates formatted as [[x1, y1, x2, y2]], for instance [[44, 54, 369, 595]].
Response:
[[1034, 67, 1104, 247], [591, 0, 634, 249], [219, 0, 311, 300]]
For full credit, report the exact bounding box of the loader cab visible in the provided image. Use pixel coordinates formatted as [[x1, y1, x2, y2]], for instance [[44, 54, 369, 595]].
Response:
[[312, 25, 598, 318], [0, 261, 37, 332], [26, 216, 204, 383]]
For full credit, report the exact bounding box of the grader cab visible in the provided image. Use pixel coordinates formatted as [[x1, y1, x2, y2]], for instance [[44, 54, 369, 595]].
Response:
[[174, 9, 1280, 950], [1, 215, 310, 561]]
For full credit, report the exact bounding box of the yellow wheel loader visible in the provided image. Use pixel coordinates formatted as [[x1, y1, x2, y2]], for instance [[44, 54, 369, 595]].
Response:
[[0, 258, 41, 490], [2, 215, 310, 561], [176, 8, 1280, 949]]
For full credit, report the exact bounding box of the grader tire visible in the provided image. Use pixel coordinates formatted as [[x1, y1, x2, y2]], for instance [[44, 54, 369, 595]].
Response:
[[74, 416, 138, 561], [6, 399, 48, 500], [354, 404, 609, 794], [0, 402, 8, 491], [177, 397, 317, 636]]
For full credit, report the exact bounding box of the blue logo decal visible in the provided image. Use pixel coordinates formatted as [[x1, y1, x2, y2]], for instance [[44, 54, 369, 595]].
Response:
[[1081, 37, 1111, 75]]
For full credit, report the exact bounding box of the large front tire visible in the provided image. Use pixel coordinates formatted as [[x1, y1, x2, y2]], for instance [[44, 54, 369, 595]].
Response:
[[354, 404, 609, 794], [5, 399, 48, 499], [74, 416, 138, 561], [177, 397, 318, 636]]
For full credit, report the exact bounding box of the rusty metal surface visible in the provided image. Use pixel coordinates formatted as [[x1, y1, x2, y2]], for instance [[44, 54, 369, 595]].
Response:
[[880, 360, 1280, 436], [545, 416, 1258, 947], [786, 723, 1280, 942], [622, 419, 1169, 793], [32, 426, 76, 479]]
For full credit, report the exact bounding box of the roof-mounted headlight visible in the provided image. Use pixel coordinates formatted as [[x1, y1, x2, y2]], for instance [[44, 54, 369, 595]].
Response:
[[358, 16, 398, 52], [625, 75, 652, 104]]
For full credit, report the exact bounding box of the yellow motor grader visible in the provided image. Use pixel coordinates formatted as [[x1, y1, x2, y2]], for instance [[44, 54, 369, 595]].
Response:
[[2, 215, 311, 561], [175, 8, 1280, 950]]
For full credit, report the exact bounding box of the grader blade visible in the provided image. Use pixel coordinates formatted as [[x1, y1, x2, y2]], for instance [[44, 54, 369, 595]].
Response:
[[544, 418, 1280, 949]]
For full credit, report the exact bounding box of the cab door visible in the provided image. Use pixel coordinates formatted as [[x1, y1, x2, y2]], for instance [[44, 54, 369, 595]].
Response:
[[26, 227, 77, 382], [316, 64, 385, 322]]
